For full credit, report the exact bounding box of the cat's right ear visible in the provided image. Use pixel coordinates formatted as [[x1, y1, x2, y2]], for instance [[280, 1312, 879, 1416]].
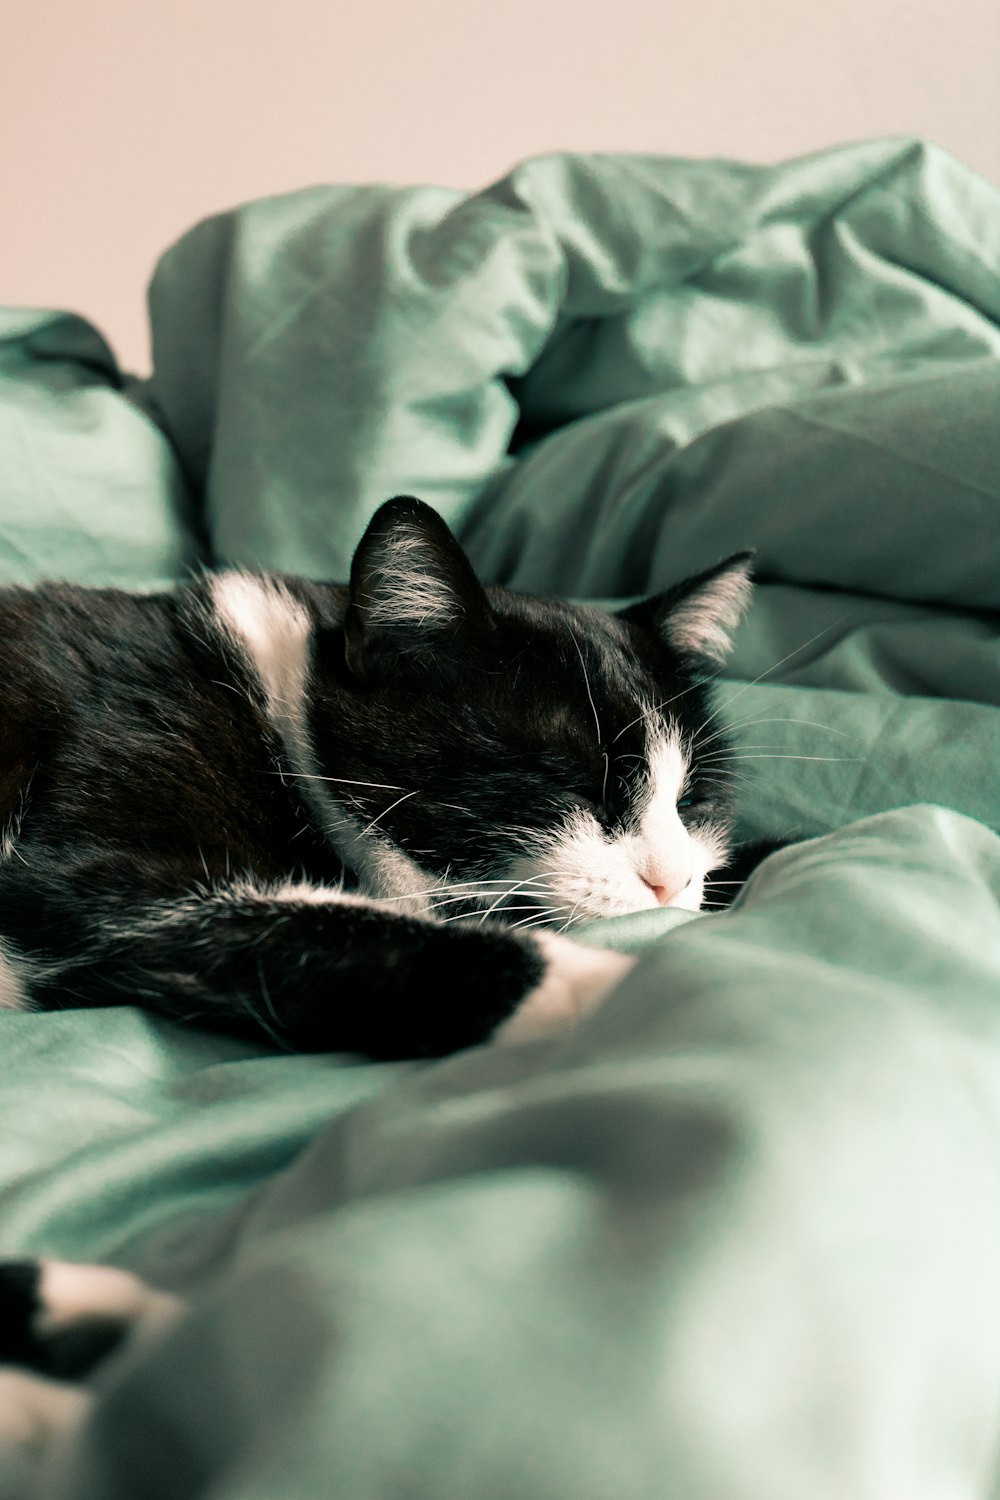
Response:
[[343, 496, 492, 682]]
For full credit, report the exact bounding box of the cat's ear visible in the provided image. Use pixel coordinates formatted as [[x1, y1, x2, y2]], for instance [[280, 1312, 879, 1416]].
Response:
[[620, 552, 754, 664], [343, 496, 492, 682]]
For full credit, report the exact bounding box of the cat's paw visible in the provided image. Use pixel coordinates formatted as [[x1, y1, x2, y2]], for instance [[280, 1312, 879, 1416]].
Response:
[[495, 933, 636, 1044], [0, 1368, 90, 1456]]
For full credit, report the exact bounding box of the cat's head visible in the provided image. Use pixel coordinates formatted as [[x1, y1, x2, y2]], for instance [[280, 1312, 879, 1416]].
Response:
[[314, 497, 752, 926]]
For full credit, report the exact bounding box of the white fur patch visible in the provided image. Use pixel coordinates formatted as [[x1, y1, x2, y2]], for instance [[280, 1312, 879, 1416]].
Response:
[[209, 573, 432, 916], [494, 932, 636, 1044], [505, 725, 724, 921], [631, 733, 727, 912], [123, 877, 437, 960], [211, 573, 313, 743], [230, 877, 350, 907], [0, 941, 30, 1010], [36, 1262, 178, 1340], [315, 814, 434, 915], [217, 876, 405, 915], [0, 1368, 90, 1455]]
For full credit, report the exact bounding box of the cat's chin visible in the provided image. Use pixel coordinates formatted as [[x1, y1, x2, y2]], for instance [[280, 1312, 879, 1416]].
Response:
[[492, 932, 636, 1046]]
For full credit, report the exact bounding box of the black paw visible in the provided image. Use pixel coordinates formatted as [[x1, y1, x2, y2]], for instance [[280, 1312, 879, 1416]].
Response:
[[0, 1260, 130, 1379]]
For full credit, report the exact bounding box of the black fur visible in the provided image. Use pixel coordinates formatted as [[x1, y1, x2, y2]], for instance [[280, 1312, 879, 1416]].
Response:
[[0, 499, 762, 1401], [0, 497, 752, 1060], [0, 1263, 44, 1372]]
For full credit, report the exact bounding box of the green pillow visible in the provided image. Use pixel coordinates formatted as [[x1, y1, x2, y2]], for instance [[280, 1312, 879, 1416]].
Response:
[[0, 309, 199, 588]]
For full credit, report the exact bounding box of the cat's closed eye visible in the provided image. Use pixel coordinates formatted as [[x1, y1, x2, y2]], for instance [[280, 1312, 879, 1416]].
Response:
[[0, 495, 754, 1057]]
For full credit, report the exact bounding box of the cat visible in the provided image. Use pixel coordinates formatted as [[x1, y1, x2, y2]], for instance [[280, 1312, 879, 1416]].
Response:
[[0, 493, 753, 1057], [0, 493, 755, 1453]]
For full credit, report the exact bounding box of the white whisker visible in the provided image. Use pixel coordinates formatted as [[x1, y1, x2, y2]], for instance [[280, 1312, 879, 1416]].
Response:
[[612, 676, 722, 745], [722, 753, 862, 763], [361, 789, 420, 835], [569, 631, 603, 748], [691, 618, 849, 745], [423, 887, 559, 916], [570, 630, 609, 804], [439, 901, 557, 926], [367, 874, 557, 905], [507, 907, 570, 930], [264, 771, 409, 791]]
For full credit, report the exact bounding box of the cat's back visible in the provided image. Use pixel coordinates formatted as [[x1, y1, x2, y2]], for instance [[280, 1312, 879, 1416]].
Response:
[[0, 576, 346, 872], [0, 580, 186, 804], [0, 581, 179, 686]]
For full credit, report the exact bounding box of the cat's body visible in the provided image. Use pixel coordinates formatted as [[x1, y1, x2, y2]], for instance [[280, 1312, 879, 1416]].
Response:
[[0, 496, 752, 1057], [0, 495, 757, 1450]]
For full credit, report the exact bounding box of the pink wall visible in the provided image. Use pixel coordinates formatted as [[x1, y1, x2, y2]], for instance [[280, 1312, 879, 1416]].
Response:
[[5, 0, 999, 372]]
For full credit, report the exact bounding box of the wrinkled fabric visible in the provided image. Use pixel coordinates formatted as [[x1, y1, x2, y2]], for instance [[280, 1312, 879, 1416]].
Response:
[[143, 136, 1000, 596], [12, 808, 1000, 1500], [0, 310, 198, 587], [140, 137, 1000, 846], [0, 138, 999, 1498]]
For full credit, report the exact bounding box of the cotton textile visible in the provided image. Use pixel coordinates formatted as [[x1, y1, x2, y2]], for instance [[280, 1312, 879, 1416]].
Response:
[[1, 136, 999, 1498]]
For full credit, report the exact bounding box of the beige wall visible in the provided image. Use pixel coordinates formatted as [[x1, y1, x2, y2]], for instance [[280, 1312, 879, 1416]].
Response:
[[5, 0, 999, 373]]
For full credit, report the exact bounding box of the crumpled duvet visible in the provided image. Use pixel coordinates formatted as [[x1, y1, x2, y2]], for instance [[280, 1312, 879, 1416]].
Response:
[[0, 136, 999, 1498]]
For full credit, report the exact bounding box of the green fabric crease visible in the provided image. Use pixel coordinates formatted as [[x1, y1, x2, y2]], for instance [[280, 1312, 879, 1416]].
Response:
[[0, 135, 998, 1497]]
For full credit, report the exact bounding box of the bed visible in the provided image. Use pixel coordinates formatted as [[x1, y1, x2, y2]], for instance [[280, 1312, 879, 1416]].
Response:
[[1, 136, 999, 1498]]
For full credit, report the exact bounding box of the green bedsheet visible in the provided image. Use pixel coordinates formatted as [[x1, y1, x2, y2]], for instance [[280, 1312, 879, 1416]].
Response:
[[1, 136, 999, 1498]]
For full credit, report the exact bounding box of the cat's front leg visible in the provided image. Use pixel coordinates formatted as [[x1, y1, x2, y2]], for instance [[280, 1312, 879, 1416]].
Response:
[[6, 856, 635, 1059], [0, 1260, 181, 1460], [0, 1367, 91, 1457]]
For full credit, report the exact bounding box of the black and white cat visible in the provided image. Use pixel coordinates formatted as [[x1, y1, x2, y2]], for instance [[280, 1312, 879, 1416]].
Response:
[[0, 494, 752, 1057], [0, 494, 755, 1452]]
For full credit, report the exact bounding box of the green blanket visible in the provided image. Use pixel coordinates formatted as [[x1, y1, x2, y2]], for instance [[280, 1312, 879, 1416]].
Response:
[[1, 136, 999, 1498]]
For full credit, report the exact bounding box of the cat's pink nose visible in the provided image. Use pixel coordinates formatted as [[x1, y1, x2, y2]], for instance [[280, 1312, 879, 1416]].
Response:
[[641, 874, 691, 906]]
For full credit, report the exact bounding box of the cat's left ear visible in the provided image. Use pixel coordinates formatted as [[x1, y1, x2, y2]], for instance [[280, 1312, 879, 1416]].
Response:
[[620, 552, 754, 664], [343, 496, 492, 682]]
